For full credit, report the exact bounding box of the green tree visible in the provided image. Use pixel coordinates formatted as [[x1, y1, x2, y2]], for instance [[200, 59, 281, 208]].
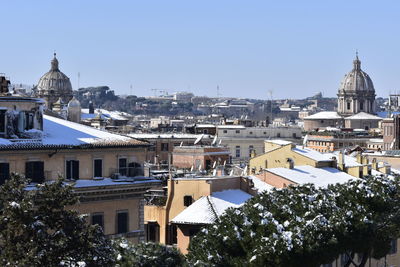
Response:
[[0, 174, 116, 266], [187, 176, 400, 267], [115, 239, 187, 267]]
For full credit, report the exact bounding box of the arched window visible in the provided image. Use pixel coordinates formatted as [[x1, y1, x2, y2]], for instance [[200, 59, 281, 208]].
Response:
[[360, 101, 364, 110]]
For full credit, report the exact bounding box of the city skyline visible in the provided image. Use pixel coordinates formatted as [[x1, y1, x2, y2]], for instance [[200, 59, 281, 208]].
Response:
[[2, 1, 400, 99]]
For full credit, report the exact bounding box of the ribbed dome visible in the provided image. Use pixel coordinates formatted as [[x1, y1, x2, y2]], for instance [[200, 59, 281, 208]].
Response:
[[37, 53, 72, 95], [338, 55, 375, 92]]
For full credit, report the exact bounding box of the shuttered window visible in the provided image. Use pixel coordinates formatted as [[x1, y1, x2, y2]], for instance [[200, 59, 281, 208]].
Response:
[[25, 161, 44, 183], [66, 160, 79, 180], [0, 163, 10, 184], [117, 211, 128, 234], [94, 159, 103, 178]]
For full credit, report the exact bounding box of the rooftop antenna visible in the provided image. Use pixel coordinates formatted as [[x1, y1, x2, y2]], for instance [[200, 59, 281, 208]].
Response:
[[217, 85, 221, 98], [268, 89, 273, 123], [77, 72, 80, 89], [130, 84, 133, 96]]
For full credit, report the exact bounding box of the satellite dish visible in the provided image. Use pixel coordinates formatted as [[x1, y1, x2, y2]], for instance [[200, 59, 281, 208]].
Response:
[[218, 139, 222, 145], [212, 161, 217, 168], [194, 134, 205, 145], [179, 141, 183, 147], [211, 135, 218, 146], [190, 165, 194, 172]]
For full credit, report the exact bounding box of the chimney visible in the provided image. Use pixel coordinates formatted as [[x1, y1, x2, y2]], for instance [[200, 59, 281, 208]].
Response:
[[371, 158, 378, 170], [331, 156, 337, 168], [285, 158, 294, 169], [338, 150, 345, 171], [356, 152, 362, 164], [361, 155, 368, 165]]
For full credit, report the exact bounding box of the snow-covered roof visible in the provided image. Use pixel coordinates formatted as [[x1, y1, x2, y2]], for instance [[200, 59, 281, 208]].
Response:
[[0, 115, 147, 150], [266, 166, 355, 187], [293, 146, 333, 162], [345, 112, 382, 120], [248, 176, 274, 192], [171, 189, 252, 225], [196, 124, 216, 128], [81, 108, 130, 121], [266, 139, 293, 146], [73, 177, 160, 188], [217, 125, 246, 129], [128, 133, 212, 140], [376, 111, 400, 118], [329, 152, 363, 167], [303, 111, 342, 120], [25, 177, 161, 191], [368, 138, 383, 143]]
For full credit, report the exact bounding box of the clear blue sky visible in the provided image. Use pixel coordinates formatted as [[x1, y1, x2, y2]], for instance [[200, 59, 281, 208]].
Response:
[[2, 1, 400, 99]]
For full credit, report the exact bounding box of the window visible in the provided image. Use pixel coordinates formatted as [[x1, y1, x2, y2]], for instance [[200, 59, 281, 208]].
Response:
[[263, 132, 267, 134], [169, 224, 177, 245], [235, 146, 240, 158], [249, 131, 253, 135], [91, 213, 104, 229], [292, 133, 297, 138], [360, 101, 363, 110], [277, 133, 281, 138], [203, 129, 208, 134], [146, 222, 160, 242], [116, 211, 129, 234], [249, 145, 254, 157], [347, 102, 351, 110], [320, 120, 324, 123], [66, 160, 79, 180], [25, 161, 44, 183], [235, 130, 240, 134], [119, 158, 127, 176], [390, 239, 397, 254], [223, 130, 227, 134], [184, 195, 193, 207], [161, 143, 169, 151], [0, 110, 6, 134], [94, 159, 103, 178], [264, 160, 268, 168], [0, 163, 9, 185]]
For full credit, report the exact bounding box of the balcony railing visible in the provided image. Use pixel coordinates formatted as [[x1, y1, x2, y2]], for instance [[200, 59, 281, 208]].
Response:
[[109, 167, 144, 178]]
